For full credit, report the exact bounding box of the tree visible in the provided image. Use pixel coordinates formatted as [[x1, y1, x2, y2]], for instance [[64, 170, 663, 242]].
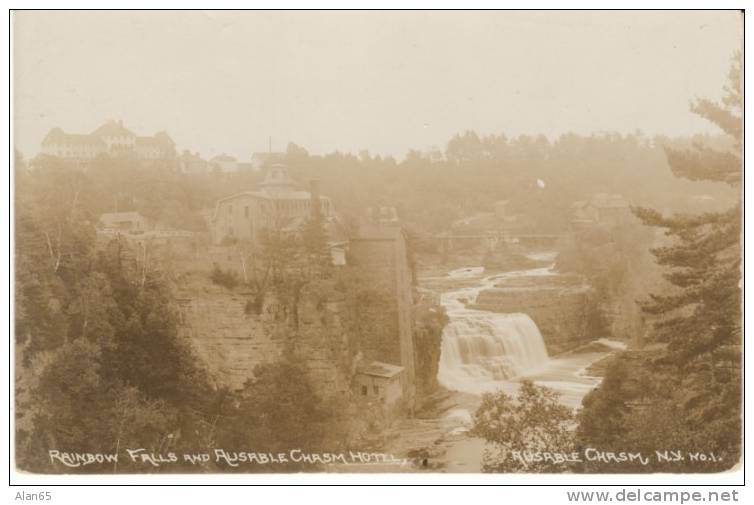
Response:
[[633, 53, 741, 369], [15, 163, 98, 357], [576, 359, 631, 451], [300, 214, 333, 280], [214, 356, 342, 472], [578, 53, 742, 472], [471, 381, 575, 473], [576, 353, 737, 473], [15, 163, 218, 472]]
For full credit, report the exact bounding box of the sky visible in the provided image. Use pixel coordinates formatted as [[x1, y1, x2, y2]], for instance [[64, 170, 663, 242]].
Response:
[[13, 10, 743, 161]]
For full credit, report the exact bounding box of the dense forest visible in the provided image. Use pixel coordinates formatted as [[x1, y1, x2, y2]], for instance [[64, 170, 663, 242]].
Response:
[[15, 163, 218, 471]]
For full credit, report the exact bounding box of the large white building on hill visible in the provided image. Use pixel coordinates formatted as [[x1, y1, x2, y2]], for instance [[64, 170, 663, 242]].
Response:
[[40, 120, 176, 161]]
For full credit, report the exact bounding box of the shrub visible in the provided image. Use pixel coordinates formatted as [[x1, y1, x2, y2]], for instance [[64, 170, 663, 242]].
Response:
[[210, 265, 239, 289]]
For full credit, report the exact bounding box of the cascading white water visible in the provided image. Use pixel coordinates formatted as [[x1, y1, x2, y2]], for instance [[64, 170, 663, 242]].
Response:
[[437, 266, 552, 394], [429, 262, 628, 471], [439, 312, 549, 382]]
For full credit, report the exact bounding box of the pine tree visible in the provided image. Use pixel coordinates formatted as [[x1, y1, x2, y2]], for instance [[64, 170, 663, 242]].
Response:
[[577, 53, 742, 473], [628, 52, 742, 467], [633, 52, 741, 363]]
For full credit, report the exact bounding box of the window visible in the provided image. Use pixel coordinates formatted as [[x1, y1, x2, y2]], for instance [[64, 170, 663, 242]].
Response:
[[373, 385, 379, 395], [361, 386, 367, 396], [228, 205, 233, 215], [244, 206, 249, 218]]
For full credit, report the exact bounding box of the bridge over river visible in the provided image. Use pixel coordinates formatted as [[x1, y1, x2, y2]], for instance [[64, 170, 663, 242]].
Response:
[[414, 232, 568, 252]]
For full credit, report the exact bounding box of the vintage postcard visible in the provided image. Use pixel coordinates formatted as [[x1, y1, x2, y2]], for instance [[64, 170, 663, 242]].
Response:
[[11, 9, 743, 481]]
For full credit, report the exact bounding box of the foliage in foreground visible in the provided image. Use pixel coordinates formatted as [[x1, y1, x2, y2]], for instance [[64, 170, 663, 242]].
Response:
[[472, 381, 574, 473]]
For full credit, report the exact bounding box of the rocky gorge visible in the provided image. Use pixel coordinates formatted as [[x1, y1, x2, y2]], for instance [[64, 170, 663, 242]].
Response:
[[471, 272, 602, 355]]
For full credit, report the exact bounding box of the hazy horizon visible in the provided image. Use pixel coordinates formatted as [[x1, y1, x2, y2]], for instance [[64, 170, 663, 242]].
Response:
[[13, 10, 742, 161]]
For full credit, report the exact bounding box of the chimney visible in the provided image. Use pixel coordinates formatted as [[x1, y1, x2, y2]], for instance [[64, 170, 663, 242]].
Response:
[[309, 179, 321, 219], [118, 119, 123, 127]]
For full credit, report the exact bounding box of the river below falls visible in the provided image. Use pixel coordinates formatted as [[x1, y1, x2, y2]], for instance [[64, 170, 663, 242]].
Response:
[[379, 260, 625, 473]]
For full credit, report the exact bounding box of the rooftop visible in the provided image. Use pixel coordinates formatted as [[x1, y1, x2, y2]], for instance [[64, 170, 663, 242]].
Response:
[[352, 225, 405, 241], [252, 152, 285, 162], [136, 133, 175, 147], [260, 163, 296, 188], [42, 129, 105, 147], [99, 211, 147, 224], [91, 120, 135, 138], [42, 121, 174, 150], [592, 193, 630, 208], [216, 190, 324, 204], [357, 361, 404, 379]]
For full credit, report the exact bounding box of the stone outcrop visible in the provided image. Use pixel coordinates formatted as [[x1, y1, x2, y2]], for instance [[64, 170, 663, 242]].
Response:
[[471, 274, 597, 355], [412, 301, 448, 398], [293, 281, 353, 400], [175, 276, 357, 398], [172, 225, 441, 416], [175, 277, 285, 390]]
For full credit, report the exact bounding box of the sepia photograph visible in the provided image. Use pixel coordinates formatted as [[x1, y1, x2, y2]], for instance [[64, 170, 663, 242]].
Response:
[[8, 7, 746, 492]]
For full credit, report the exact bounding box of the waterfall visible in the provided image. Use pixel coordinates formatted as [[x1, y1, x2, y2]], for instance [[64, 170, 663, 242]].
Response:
[[437, 268, 551, 394]]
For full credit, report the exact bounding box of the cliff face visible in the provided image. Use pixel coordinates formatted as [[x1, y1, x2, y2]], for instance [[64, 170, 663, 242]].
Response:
[[412, 302, 448, 397], [175, 279, 285, 390], [174, 258, 443, 414], [472, 277, 598, 355], [176, 275, 354, 398], [293, 281, 353, 400]]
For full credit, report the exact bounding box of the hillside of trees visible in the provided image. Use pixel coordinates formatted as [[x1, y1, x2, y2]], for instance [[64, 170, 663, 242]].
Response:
[[14, 163, 354, 472], [284, 131, 737, 235], [22, 124, 738, 240]]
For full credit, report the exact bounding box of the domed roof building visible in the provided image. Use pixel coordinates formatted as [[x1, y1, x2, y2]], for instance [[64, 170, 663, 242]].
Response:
[[259, 163, 297, 196]]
